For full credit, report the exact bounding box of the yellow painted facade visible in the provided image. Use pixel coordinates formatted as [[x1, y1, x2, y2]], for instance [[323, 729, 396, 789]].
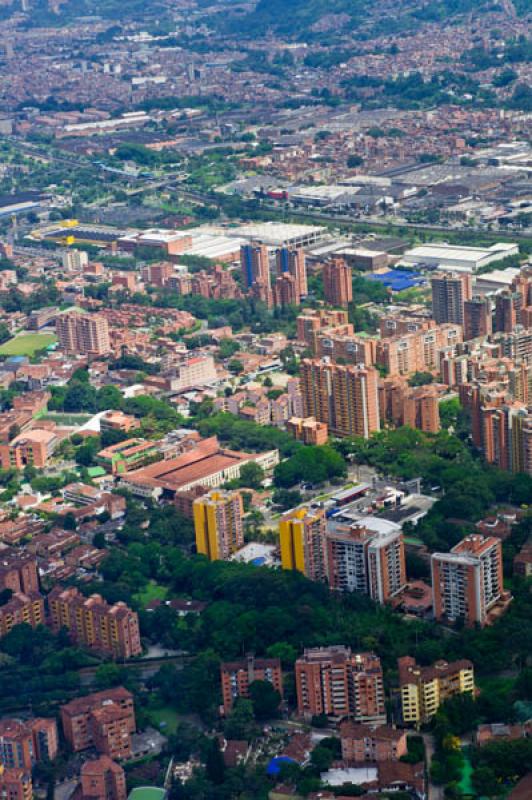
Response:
[[193, 491, 242, 561], [279, 515, 306, 574], [400, 665, 475, 725]]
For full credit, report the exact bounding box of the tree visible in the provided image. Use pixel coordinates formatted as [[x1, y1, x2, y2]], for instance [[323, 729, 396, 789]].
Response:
[[347, 154, 363, 168], [472, 766, 499, 797], [166, 722, 204, 762], [7, 424, 20, 442], [62, 512, 78, 531], [97, 385, 124, 411], [74, 436, 101, 467], [0, 588, 13, 607], [228, 359, 244, 375], [310, 745, 334, 772], [0, 324, 10, 345], [205, 738, 225, 784], [266, 641, 297, 666], [272, 488, 302, 510], [63, 382, 97, 413], [408, 371, 434, 387], [237, 462, 264, 489], [95, 663, 127, 689], [248, 679, 281, 720], [93, 532, 106, 549], [274, 445, 346, 489], [224, 698, 256, 740], [148, 664, 181, 704], [218, 338, 240, 359]]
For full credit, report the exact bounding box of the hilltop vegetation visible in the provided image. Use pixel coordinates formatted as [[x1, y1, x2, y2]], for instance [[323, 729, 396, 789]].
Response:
[[227, 0, 512, 38]]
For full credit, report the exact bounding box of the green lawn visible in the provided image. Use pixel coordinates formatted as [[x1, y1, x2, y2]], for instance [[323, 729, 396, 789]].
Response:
[[0, 333, 57, 357], [134, 581, 167, 607], [147, 706, 180, 734], [458, 749, 475, 797], [128, 789, 166, 800]]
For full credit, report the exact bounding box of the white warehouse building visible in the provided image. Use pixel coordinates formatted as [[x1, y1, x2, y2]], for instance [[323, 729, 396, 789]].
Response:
[[401, 242, 519, 273]]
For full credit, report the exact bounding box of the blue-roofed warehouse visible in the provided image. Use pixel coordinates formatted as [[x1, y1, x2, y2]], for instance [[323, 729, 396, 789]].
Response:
[[366, 269, 426, 292]]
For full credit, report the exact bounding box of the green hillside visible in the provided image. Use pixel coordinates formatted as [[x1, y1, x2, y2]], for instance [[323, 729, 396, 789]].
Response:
[[229, 0, 515, 37]]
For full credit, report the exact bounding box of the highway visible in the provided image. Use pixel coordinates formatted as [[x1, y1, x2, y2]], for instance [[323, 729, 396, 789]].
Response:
[[5, 137, 531, 244]]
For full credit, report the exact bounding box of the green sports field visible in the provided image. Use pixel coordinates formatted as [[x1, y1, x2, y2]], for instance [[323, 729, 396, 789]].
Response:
[[0, 333, 57, 357]]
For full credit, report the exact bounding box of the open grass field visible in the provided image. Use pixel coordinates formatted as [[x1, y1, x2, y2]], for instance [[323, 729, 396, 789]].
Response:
[[0, 333, 56, 357], [147, 706, 180, 734], [133, 581, 167, 608]]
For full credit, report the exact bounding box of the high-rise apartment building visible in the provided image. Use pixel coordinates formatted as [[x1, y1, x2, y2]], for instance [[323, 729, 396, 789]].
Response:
[[56, 311, 110, 356], [463, 296, 492, 341], [315, 325, 377, 366], [0, 428, 58, 470], [431, 534, 506, 626], [377, 324, 463, 377], [240, 243, 272, 307], [295, 647, 386, 723], [60, 688, 135, 757], [296, 309, 348, 347], [0, 719, 58, 770], [494, 291, 523, 333], [62, 249, 88, 272], [340, 721, 408, 763], [193, 490, 244, 561], [323, 258, 353, 308], [301, 358, 380, 438], [279, 507, 328, 582], [275, 247, 307, 301], [80, 756, 127, 800], [398, 656, 475, 725], [431, 272, 472, 325], [326, 524, 406, 604], [0, 550, 39, 595], [29, 719, 58, 763], [273, 273, 298, 307], [48, 588, 142, 658], [402, 386, 441, 433], [286, 416, 328, 446], [380, 315, 435, 338], [0, 592, 45, 638], [494, 268, 532, 333], [220, 655, 283, 714], [0, 768, 32, 800], [141, 261, 174, 287], [0, 721, 34, 771], [379, 379, 440, 433]]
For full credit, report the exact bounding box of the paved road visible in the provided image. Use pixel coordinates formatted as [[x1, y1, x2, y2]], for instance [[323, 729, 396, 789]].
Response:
[[422, 732, 444, 800], [260, 203, 532, 240], [54, 778, 79, 800]]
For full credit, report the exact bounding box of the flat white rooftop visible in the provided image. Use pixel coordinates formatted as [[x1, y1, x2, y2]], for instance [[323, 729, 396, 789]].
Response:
[[475, 268, 521, 290], [197, 222, 326, 246], [405, 242, 516, 262], [321, 767, 378, 786], [184, 234, 246, 259]]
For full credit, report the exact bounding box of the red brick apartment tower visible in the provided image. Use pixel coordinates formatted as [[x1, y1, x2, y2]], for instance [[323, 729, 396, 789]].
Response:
[[220, 656, 283, 714], [323, 258, 353, 308]]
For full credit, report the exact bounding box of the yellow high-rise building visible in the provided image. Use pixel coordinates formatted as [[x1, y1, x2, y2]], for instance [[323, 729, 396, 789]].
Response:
[[279, 507, 327, 582], [193, 490, 244, 561]]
